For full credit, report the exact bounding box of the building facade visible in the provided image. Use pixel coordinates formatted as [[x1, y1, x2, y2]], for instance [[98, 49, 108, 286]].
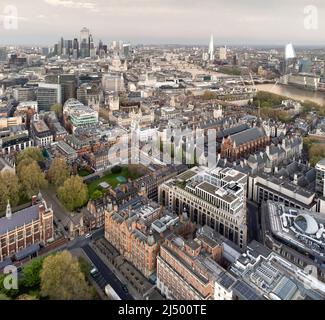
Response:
[[159, 167, 248, 249], [220, 127, 270, 161], [0, 196, 54, 262]]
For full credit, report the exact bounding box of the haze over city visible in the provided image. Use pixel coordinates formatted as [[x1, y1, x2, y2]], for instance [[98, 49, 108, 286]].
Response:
[[1, 0, 325, 45]]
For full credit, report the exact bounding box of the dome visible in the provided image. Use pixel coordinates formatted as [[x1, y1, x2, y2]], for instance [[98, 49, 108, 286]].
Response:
[[294, 214, 319, 235]]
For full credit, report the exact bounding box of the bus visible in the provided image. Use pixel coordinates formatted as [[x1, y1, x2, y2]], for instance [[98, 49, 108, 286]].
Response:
[[105, 284, 121, 300]]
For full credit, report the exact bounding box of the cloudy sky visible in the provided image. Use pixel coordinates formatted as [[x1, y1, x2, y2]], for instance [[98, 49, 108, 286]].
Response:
[[0, 0, 325, 46]]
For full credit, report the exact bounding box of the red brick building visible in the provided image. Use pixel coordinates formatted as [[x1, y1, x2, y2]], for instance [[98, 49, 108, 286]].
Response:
[[0, 196, 54, 262], [220, 127, 270, 161]]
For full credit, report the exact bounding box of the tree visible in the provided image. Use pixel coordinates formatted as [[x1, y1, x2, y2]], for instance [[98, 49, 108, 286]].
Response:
[[47, 158, 70, 188], [18, 161, 48, 198], [0, 293, 10, 300], [91, 190, 103, 200], [78, 257, 91, 277], [0, 171, 20, 212], [0, 274, 20, 299], [202, 90, 217, 101], [16, 147, 44, 165], [51, 103, 63, 116], [40, 251, 92, 300], [22, 257, 44, 288], [111, 165, 122, 174], [17, 294, 38, 300], [58, 176, 89, 211], [309, 143, 325, 167]]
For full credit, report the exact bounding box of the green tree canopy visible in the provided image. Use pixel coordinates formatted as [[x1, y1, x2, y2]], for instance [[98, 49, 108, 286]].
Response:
[[47, 157, 70, 188], [58, 176, 89, 211], [16, 147, 44, 165], [0, 171, 20, 212], [309, 143, 325, 167], [51, 103, 63, 116], [18, 160, 48, 198], [22, 257, 44, 289], [91, 190, 103, 200], [40, 251, 92, 300]]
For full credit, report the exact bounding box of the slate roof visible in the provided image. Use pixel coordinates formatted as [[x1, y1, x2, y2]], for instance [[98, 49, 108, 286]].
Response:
[[230, 127, 266, 146], [216, 124, 249, 139], [0, 206, 39, 235]]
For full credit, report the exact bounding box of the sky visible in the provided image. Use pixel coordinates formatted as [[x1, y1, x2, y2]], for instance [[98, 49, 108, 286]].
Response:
[[0, 0, 325, 46]]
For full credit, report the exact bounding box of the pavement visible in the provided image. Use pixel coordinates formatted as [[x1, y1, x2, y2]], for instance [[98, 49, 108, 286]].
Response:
[[81, 244, 134, 300]]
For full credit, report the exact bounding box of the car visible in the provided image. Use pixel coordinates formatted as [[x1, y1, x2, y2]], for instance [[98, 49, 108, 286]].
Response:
[[85, 233, 92, 239], [90, 267, 99, 278]]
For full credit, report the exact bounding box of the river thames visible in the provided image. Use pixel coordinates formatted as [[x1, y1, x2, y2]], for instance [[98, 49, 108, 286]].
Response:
[[255, 84, 325, 106]]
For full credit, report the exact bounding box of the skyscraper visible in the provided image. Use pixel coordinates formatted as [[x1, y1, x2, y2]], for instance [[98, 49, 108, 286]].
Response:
[[73, 38, 79, 59], [58, 37, 64, 55], [219, 46, 227, 60], [89, 34, 96, 58], [80, 27, 90, 58], [0, 47, 7, 63], [123, 43, 131, 58], [208, 34, 214, 61]]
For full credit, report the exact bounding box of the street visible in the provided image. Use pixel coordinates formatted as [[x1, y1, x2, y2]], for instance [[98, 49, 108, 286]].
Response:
[[247, 200, 260, 242], [42, 186, 72, 237], [81, 244, 134, 300]]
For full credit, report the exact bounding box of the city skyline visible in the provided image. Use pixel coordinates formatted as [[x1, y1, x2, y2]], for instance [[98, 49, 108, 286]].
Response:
[[1, 0, 325, 46]]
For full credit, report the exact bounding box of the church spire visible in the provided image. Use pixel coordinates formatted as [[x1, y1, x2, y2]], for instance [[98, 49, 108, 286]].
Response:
[[6, 200, 12, 220]]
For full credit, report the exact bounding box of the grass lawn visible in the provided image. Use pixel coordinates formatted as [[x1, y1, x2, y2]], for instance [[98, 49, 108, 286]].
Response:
[[86, 167, 142, 198]]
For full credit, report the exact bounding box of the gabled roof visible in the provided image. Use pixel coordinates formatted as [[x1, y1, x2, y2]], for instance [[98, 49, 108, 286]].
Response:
[[0, 205, 39, 235], [230, 127, 266, 147]]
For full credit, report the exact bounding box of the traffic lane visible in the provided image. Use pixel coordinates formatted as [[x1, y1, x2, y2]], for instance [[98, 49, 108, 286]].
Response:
[[82, 244, 134, 300], [247, 201, 260, 242]]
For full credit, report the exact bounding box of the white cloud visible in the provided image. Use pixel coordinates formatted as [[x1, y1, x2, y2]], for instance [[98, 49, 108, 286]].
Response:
[[44, 0, 96, 10]]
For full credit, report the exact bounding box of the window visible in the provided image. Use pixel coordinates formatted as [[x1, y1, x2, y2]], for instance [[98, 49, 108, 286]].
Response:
[[9, 235, 15, 244]]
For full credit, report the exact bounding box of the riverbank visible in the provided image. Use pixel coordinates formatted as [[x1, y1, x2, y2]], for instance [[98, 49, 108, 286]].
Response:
[[255, 83, 325, 106]]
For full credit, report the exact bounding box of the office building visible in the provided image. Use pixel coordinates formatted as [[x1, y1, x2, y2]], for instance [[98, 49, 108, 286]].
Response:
[[72, 38, 79, 59], [159, 166, 248, 248], [261, 201, 325, 282], [219, 46, 227, 61], [13, 87, 36, 102], [63, 98, 98, 132], [80, 27, 90, 58], [248, 171, 318, 211], [0, 132, 34, 155], [37, 83, 62, 112], [0, 48, 7, 63], [230, 240, 325, 300], [315, 159, 325, 197], [32, 115, 53, 147], [89, 34, 96, 58]]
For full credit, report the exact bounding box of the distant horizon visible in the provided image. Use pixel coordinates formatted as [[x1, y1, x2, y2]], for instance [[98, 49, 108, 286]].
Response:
[[2, 39, 325, 50], [1, 1, 325, 47]]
